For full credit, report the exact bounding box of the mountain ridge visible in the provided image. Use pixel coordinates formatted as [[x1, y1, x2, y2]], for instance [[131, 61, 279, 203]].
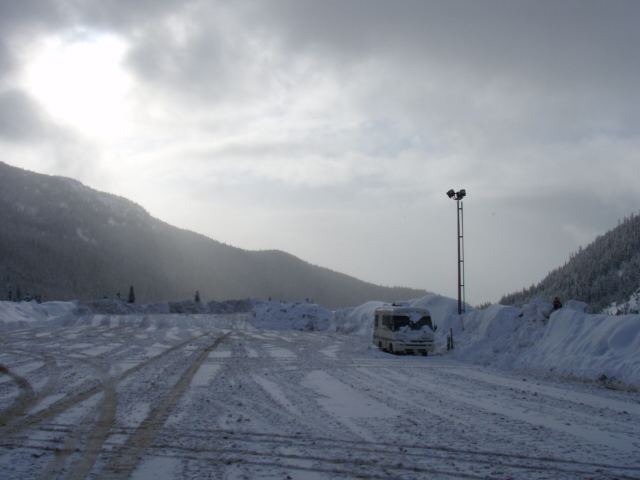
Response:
[[0, 161, 426, 307]]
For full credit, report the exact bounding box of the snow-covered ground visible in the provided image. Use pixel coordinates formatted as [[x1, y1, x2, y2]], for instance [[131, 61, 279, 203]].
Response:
[[1, 299, 639, 479]]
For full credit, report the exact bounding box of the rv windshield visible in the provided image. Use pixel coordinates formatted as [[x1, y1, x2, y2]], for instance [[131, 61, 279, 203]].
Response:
[[392, 315, 433, 331]]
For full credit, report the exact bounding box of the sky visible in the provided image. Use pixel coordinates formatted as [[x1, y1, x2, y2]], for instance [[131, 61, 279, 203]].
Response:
[[1, 0, 639, 305]]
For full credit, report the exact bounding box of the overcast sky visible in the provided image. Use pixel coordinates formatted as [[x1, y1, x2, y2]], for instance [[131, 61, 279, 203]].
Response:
[[1, 0, 639, 304]]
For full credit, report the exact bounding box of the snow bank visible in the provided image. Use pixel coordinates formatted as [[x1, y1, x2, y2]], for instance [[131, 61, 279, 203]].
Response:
[[0, 301, 78, 329], [251, 300, 331, 331], [332, 301, 385, 336], [452, 303, 532, 368], [0, 298, 326, 332], [0, 300, 256, 330], [519, 309, 640, 386], [451, 299, 640, 387], [331, 294, 640, 388]]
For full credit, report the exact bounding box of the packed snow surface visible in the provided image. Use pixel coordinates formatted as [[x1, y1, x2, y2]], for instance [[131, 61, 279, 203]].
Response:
[[0, 297, 639, 479]]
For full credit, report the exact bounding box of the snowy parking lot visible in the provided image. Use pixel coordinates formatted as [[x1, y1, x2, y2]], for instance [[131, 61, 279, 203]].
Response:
[[1, 314, 640, 479]]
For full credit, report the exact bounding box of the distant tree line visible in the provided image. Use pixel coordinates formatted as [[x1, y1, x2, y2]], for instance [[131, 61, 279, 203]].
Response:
[[501, 212, 640, 312], [103, 286, 202, 305], [4, 280, 42, 302]]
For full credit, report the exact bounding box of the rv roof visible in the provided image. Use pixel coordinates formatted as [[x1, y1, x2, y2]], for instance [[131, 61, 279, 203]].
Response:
[[374, 306, 431, 316]]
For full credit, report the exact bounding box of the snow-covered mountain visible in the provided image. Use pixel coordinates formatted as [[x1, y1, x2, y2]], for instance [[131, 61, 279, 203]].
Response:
[[501, 213, 640, 312], [0, 162, 425, 307]]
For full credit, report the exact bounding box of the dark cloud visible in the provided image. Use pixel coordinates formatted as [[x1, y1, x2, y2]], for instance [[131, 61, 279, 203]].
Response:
[[60, 0, 178, 28], [253, 0, 640, 86], [0, 0, 63, 29], [125, 13, 235, 102], [244, 0, 640, 147], [0, 0, 63, 73], [0, 89, 48, 140]]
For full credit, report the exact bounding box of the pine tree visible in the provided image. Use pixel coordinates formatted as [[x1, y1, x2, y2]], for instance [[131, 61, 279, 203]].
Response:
[[195, 290, 201, 303], [128, 285, 135, 304]]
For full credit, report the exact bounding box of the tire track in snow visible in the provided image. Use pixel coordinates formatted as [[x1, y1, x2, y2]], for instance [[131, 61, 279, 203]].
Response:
[[8, 424, 640, 480], [37, 379, 116, 480], [0, 363, 36, 426], [34, 346, 119, 480], [332, 361, 640, 477], [148, 440, 640, 480], [245, 332, 639, 477], [238, 332, 366, 441], [102, 332, 230, 479], [0, 332, 211, 436], [391, 363, 640, 454], [0, 350, 62, 419], [9, 427, 639, 480], [259, 334, 640, 479], [187, 331, 369, 479]]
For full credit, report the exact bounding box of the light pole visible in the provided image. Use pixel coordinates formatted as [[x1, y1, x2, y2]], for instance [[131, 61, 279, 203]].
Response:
[[446, 188, 466, 316]]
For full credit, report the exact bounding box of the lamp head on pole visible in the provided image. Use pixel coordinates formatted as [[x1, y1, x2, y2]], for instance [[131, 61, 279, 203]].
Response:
[[446, 188, 467, 201]]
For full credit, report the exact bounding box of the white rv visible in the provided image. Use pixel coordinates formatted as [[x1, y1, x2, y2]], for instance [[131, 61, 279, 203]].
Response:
[[373, 305, 436, 355]]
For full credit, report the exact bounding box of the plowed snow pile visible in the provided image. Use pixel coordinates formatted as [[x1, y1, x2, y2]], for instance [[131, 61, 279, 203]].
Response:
[[0, 301, 77, 329], [332, 294, 640, 388]]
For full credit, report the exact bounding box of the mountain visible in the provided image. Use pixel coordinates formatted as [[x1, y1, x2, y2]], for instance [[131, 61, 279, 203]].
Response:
[[500, 213, 640, 312], [0, 161, 425, 307]]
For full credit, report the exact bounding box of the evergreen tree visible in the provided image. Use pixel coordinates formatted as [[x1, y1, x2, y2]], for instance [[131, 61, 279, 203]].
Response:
[[195, 290, 201, 303], [128, 285, 135, 304]]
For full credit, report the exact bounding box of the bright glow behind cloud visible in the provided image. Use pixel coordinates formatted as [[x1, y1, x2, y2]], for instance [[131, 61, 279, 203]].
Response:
[[23, 33, 132, 138]]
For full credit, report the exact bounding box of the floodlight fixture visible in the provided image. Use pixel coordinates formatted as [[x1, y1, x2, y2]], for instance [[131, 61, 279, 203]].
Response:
[[446, 189, 455, 198]]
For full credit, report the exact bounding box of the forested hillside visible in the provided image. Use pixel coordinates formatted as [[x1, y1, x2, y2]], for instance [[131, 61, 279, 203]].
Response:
[[0, 162, 425, 307], [501, 213, 640, 312]]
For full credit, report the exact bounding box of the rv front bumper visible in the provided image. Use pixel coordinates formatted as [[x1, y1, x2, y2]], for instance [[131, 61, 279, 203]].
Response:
[[395, 341, 435, 354]]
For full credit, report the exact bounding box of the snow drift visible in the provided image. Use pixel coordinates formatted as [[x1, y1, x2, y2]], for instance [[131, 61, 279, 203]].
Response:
[[520, 307, 640, 385], [0, 300, 77, 329], [251, 300, 331, 331], [332, 295, 640, 388]]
